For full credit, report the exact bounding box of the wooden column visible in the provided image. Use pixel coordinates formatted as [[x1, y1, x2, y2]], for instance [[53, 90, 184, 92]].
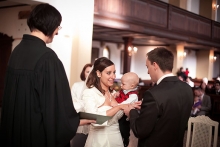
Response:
[[122, 37, 133, 74]]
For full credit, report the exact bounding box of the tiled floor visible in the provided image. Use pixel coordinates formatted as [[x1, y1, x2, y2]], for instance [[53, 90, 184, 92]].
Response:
[[128, 130, 220, 147]]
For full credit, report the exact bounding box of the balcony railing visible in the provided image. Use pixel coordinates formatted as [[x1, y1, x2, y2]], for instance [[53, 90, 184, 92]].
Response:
[[94, 0, 220, 48]]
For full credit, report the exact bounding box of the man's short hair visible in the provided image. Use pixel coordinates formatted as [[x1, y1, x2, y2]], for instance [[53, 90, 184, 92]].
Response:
[[215, 80, 220, 86], [147, 47, 174, 72], [27, 4, 62, 37], [194, 86, 202, 91]]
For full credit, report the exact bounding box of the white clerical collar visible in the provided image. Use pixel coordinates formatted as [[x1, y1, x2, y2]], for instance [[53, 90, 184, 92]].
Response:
[[157, 73, 174, 85]]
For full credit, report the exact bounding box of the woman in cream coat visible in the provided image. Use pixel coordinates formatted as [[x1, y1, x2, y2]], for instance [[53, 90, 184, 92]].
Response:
[[82, 57, 140, 147]]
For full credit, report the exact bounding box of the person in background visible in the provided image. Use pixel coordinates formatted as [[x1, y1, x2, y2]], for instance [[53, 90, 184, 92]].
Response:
[[217, 75, 220, 82], [210, 80, 220, 95], [185, 68, 189, 77], [112, 72, 139, 147], [186, 76, 194, 87], [177, 67, 186, 82], [82, 57, 141, 147], [0, 4, 94, 147], [176, 67, 187, 81], [191, 96, 202, 117], [200, 77, 212, 94], [193, 86, 211, 116], [178, 75, 184, 81], [71, 63, 92, 112], [70, 63, 92, 147], [124, 47, 193, 147]]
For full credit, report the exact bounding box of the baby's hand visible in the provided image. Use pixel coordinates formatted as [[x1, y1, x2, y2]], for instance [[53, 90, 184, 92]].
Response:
[[113, 91, 120, 98]]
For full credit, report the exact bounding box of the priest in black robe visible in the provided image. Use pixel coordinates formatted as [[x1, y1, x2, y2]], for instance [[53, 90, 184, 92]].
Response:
[[0, 4, 94, 147]]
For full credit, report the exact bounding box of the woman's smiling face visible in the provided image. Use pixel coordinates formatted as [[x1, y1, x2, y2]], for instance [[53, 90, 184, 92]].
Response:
[[98, 65, 116, 90]]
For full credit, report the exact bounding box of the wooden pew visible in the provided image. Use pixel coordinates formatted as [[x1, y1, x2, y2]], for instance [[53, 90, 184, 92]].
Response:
[[208, 94, 220, 122]]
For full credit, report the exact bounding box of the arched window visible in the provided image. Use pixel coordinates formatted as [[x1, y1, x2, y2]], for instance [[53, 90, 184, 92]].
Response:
[[103, 46, 110, 59]]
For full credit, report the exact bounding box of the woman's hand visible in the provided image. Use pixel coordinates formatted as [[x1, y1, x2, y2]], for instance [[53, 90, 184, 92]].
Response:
[[111, 100, 118, 107], [79, 119, 96, 126], [112, 91, 120, 98]]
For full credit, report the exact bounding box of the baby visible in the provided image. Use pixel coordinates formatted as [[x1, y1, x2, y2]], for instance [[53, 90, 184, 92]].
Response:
[[112, 72, 139, 147]]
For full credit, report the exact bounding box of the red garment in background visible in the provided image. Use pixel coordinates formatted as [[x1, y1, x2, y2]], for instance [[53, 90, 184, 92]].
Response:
[[185, 70, 189, 76]]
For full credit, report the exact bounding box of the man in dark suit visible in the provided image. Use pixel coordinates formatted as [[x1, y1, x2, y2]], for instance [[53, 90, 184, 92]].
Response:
[[210, 80, 220, 95], [124, 47, 194, 147], [194, 86, 212, 116]]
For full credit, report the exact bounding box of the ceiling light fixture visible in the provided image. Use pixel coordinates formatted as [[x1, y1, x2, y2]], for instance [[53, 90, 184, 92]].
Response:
[[213, 4, 219, 10], [128, 46, 138, 56]]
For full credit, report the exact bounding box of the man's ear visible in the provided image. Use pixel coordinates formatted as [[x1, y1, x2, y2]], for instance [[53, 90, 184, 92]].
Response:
[[96, 70, 101, 77], [153, 62, 158, 71]]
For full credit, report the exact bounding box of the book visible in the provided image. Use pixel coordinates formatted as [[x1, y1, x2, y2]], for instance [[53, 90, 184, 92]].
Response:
[[79, 112, 112, 124]]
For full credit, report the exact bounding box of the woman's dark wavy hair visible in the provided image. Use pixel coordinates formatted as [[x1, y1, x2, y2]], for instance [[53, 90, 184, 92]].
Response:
[[86, 57, 114, 94], [27, 4, 62, 37], [80, 63, 92, 81], [147, 47, 173, 72]]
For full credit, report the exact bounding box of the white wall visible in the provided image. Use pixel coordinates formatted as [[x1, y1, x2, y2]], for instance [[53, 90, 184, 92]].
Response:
[[196, 50, 210, 79], [183, 49, 197, 78], [130, 46, 156, 79], [187, 0, 200, 14], [213, 54, 220, 78]]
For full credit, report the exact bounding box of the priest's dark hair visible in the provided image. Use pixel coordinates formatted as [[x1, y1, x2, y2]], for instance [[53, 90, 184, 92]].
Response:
[[80, 63, 92, 81], [27, 3, 62, 37], [86, 57, 114, 94]]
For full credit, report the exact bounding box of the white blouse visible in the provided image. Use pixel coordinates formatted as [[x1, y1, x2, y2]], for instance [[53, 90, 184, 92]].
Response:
[[71, 81, 85, 113]]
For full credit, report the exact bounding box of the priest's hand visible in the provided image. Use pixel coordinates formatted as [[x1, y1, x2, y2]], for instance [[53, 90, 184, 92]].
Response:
[[79, 119, 96, 126]]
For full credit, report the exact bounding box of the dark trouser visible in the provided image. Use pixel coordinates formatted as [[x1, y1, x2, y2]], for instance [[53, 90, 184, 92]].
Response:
[[119, 114, 130, 147], [70, 133, 88, 147]]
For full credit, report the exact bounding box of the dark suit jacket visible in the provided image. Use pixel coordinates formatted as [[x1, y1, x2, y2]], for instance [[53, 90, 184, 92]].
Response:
[[197, 94, 211, 116], [129, 76, 194, 147]]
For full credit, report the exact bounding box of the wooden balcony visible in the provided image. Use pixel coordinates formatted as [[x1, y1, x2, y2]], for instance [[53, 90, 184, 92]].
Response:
[[93, 0, 220, 49]]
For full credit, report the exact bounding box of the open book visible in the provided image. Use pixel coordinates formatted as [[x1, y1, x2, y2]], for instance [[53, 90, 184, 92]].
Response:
[[79, 112, 112, 124]]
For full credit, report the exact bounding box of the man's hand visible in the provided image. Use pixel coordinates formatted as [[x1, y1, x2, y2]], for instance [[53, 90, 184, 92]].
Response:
[[123, 101, 142, 117], [132, 101, 142, 109], [79, 119, 96, 126]]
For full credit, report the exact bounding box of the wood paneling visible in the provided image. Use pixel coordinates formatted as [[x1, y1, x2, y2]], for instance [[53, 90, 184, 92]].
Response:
[[93, 0, 220, 48], [213, 22, 220, 41]]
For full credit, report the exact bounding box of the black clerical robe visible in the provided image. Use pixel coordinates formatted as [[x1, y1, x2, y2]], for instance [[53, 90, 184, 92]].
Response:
[[0, 35, 79, 147]]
